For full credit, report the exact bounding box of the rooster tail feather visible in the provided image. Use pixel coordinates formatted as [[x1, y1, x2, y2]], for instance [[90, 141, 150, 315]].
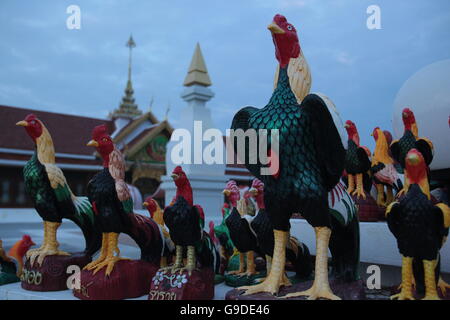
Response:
[[286, 239, 313, 280], [125, 213, 166, 264], [329, 210, 361, 282], [67, 196, 102, 256]]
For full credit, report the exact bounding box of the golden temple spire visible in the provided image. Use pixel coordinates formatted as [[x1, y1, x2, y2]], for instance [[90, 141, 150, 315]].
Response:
[[110, 34, 142, 120], [183, 43, 212, 87]]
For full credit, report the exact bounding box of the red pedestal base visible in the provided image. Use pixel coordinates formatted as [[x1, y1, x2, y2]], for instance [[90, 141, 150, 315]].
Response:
[[148, 268, 215, 300], [21, 253, 91, 291], [225, 279, 366, 300], [73, 260, 159, 300]]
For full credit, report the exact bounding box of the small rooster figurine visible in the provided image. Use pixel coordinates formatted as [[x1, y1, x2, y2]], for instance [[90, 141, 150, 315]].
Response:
[[231, 14, 346, 299], [0, 236, 35, 284], [223, 180, 259, 276], [386, 149, 450, 300], [390, 108, 434, 196], [16, 114, 101, 266], [213, 203, 235, 265], [249, 178, 312, 282], [84, 125, 168, 276], [344, 120, 372, 199], [143, 197, 174, 268], [370, 127, 400, 207], [163, 166, 220, 275]]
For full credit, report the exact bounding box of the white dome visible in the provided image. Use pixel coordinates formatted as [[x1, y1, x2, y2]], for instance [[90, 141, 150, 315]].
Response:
[[393, 59, 450, 171]]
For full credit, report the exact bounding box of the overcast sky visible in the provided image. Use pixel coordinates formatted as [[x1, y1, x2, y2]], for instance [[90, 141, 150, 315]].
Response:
[[1, 0, 449, 149]]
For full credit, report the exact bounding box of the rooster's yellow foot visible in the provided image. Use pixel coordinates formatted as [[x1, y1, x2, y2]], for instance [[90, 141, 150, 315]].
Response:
[[396, 188, 406, 198], [351, 188, 366, 200], [390, 290, 414, 300], [438, 277, 450, 296], [239, 275, 284, 296], [28, 247, 70, 267], [84, 256, 107, 271], [284, 282, 341, 300], [92, 256, 129, 277]]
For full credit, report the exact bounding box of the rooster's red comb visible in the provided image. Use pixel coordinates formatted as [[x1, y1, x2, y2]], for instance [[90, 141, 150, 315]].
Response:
[[172, 166, 185, 175], [24, 114, 38, 122], [92, 124, 109, 140]]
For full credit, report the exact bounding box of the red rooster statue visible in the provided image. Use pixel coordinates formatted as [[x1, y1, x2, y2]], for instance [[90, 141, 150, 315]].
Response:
[[84, 125, 169, 277], [344, 120, 372, 199], [223, 180, 259, 277], [386, 149, 449, 300], [390, 108, 434, 196], [163, 166, 220, 275], [0, 236, 35, 285], [231, 14, 346, 299]]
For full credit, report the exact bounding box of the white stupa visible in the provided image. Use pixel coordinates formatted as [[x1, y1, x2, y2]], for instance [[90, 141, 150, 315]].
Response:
[[160, 43, 227, 221], [393, 59, 450, 171]]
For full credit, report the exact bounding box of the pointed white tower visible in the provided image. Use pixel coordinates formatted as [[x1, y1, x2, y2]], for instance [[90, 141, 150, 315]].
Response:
[[160, 43, 226, 222]]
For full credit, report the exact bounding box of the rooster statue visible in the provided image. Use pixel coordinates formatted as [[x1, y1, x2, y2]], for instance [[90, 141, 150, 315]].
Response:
[[344, 120, 372, 199], [390, 108, 433, 196], [223, 180, 259, 276], [84, 125, 168, 276], [163, 166, 220, 275], [386, 149, 450, 300], [213, 203, 235, 267], [16, 114, 101, 266], [231, 14, 346, 299], [0, 236, 35, 285], [370, 127, 400, 207], [142, 197, 174, 267], [249, 178, 312, 281]]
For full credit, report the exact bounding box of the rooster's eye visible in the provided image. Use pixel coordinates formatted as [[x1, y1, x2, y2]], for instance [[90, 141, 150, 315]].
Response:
[[287, 25, 293, 31], [102, 138, 108, 142]]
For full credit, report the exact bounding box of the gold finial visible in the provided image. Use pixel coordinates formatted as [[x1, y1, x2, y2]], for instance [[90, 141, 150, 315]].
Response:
[[126, 34, 136, 82], [183, 43, 212, 87]]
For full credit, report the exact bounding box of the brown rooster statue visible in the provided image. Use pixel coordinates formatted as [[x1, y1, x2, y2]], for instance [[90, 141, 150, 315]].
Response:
[[74, 125, 173, 300]]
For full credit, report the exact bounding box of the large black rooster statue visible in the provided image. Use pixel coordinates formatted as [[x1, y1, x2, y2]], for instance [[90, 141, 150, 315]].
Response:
[[231, 14, 346, 299]]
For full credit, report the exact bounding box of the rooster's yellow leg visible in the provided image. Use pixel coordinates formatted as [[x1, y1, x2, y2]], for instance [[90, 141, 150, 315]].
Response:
[[422, 259, 440, 300], [228, 252, 246, 275], [245, 251, 257, 276], [165, 245, 183, 273], [391, 256, 414, 300], [375, 184, 386, 207], [32, 222, 70, 266], [386, 186, 394, 205], [84, 233, 109, 271], [27, 221, 50, 265], [255, 255, 272, 284], [179, 245, 196, 275], [351, 174, 366, 199], [347, 174, 355, 194], [92, 232, 129, 277], [284, 227, 340, 300], [239, 230, 288, 295], [437, 277, 450, 296]]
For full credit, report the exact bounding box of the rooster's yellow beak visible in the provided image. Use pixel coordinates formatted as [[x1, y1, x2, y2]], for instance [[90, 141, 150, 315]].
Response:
[[222, 189, 231, 196], [16, 120, 28, 127], [267, 22, 284, 34], [86, 140, 99, 147], [142, 202, 149, 207], [249, 188, 258, 196]]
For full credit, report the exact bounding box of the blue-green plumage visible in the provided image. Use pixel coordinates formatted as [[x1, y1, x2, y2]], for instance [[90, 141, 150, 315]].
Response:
[[231, 67, 346, 230]]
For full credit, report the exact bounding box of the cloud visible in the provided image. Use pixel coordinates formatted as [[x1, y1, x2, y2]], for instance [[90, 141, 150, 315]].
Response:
[[334, 51, 355, 65]]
